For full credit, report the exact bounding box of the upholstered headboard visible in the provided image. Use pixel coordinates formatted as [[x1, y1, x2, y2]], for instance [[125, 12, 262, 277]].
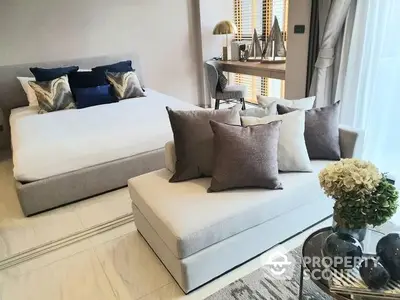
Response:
[[0, 54, 142, 150]]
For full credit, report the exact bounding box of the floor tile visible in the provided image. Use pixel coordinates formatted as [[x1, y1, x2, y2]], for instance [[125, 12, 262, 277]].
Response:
[[138, 282, 184, 300], [0, 238, 92, 278], [74, 188, 132, 229], [88, 221, 135, 247], [0, 155, 130, 262], [0, 207, 84, 261], [94, 230, 173, 300], [0, 249, 117, 300], [0, 157, 24, 219]]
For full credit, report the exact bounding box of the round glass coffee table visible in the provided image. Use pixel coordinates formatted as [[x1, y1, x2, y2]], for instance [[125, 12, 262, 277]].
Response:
[[298, 226, 385, 300]]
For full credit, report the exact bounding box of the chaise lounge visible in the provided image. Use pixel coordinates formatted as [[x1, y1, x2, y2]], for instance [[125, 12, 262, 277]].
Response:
[[128, 126, 363, 293]]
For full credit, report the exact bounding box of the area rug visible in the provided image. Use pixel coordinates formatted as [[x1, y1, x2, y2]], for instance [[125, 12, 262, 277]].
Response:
[[206, 221, 400, 300], [206, 246, 332, 300]]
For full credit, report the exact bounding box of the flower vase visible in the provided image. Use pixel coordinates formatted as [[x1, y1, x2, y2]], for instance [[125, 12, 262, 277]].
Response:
[[332, 217, 367, 242], [334, 226, 367, 243]]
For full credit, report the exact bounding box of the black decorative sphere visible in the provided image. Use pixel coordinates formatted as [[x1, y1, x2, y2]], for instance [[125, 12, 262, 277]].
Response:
[[360, 258, 390, 289], [323, 232, 363, 270], [376, 233, 400, 280]]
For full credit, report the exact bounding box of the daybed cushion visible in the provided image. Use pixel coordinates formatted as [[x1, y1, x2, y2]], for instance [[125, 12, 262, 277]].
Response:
[[128, 160, 333, 260]]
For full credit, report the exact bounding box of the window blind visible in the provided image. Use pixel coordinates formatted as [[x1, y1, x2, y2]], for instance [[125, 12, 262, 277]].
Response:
[[233, 0, 288, 103]]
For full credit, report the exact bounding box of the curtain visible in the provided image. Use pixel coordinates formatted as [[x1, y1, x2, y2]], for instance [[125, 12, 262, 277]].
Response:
[[340, 0, 400, 183], [305, 0, 319, 96], [309, 0, 352, 107]]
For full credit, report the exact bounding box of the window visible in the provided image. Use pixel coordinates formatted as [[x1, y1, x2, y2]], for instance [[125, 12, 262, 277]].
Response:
[[233, 0, 288, 103]]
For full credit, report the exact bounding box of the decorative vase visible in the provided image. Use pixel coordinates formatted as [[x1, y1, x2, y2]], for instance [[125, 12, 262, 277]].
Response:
[[334, 226, 367, 243], [376, 233, 400, 280], [360, 258, 390, 289], [323, 232, 363, 270]]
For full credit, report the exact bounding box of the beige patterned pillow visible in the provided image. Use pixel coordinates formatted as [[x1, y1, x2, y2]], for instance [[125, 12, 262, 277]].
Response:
[[28, 75, 75, 114], [106, 71, 145, 100]]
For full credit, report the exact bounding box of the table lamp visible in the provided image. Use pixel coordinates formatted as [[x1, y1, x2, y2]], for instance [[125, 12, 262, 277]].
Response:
[[213, 20, 237, 61]]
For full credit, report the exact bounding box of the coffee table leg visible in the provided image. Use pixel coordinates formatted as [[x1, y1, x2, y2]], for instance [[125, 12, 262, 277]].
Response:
[[298, 261, 304, 299]]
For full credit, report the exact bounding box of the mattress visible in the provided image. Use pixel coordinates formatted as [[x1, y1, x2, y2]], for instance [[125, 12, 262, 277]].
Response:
[[10, 89, 200, 182]]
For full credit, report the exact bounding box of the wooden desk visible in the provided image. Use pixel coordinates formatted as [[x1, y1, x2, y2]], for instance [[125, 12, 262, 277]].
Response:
[[218, 60, 285, 80]]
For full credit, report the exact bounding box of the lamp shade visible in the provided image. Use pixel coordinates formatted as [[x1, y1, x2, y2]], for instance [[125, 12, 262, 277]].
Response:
[[213, 20, 237, 35]]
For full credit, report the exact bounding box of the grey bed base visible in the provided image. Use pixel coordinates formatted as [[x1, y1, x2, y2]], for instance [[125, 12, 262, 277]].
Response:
[[17, 148, 165, 216]]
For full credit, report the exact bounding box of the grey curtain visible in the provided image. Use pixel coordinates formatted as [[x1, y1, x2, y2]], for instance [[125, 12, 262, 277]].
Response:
[[309, 0, 353, 107]]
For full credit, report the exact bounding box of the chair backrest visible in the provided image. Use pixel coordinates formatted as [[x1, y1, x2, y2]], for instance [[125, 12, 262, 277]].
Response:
[[204, 60, 219, 99]]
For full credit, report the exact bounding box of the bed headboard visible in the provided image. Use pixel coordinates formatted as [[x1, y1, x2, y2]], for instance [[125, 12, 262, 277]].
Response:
[[0, 54, 142, 150]]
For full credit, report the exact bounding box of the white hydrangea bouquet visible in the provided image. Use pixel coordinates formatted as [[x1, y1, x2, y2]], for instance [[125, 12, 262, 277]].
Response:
[[319, 158, 398, 229]]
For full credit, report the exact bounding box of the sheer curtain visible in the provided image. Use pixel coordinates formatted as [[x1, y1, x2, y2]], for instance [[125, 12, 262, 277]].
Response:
[[340, 0, 400, 183]]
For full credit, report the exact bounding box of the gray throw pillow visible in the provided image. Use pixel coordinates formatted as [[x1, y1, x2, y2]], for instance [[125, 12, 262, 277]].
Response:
[[277, 102, 341, 160], [208, 120, 283, 192], [217, 70, 228, 92], [166, 105, 241, 182]]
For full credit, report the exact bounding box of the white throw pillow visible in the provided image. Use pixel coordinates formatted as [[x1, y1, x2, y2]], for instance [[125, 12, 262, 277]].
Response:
[[17, 77, 38, 106], [165, 141, 176, 173], [257, 95, 315, 110], [240, 100, 277, 117], [241, 110, 312, 172]]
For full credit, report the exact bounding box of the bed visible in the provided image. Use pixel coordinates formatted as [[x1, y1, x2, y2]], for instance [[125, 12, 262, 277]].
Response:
[[0, 55, 201, 216]]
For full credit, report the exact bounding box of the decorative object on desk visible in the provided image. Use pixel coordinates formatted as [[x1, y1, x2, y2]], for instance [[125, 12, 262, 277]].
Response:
[[261, 16, 286, 64], [319, 159, 399, 243], [238, 44, 246, 61], [322, 232, 363, 270], [213, 20, 237, 61], [359, 258, 390, 290], [247, 29, 262, 62], [230, 41, 241, 61], [376, 233, 400, 280]]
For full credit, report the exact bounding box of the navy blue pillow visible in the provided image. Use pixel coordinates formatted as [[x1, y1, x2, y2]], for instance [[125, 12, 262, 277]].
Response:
[[68, 71, 108, 88], [72, 85, 117, 109], [30, 66, 79, 81], [91, 60, 133, 73]]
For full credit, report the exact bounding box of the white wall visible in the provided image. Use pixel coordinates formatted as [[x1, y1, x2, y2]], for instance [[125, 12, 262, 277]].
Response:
[[285, 0, 311, 99], [0, 0, 202, 105]]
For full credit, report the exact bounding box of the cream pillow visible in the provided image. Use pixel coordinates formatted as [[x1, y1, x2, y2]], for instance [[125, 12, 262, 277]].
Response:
[[165, 141, 176, 173], [240, 100, 277, 117], [241, 110, 312, 172], [257, 95, 315, 110], [17, 77, 38, 106]]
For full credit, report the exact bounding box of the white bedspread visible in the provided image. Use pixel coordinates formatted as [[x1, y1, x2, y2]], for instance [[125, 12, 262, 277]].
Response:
[[10, 89, 200, 182]]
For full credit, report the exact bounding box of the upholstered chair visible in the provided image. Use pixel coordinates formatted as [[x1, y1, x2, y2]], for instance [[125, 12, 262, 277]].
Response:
[[204, 61, 246, 110]]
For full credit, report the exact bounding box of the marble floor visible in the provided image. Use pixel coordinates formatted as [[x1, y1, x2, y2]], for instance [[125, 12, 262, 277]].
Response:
[[0, 151, 132, 261], [0, 213, 333, 300]]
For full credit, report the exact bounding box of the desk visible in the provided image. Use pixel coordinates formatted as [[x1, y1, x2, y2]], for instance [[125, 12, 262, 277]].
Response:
[[218, 60, 285, 80]]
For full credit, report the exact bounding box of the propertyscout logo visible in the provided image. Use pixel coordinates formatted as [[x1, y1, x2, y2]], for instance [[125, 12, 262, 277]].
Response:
[[261, 245, 296, 280], [261, 245, 368, 281]]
